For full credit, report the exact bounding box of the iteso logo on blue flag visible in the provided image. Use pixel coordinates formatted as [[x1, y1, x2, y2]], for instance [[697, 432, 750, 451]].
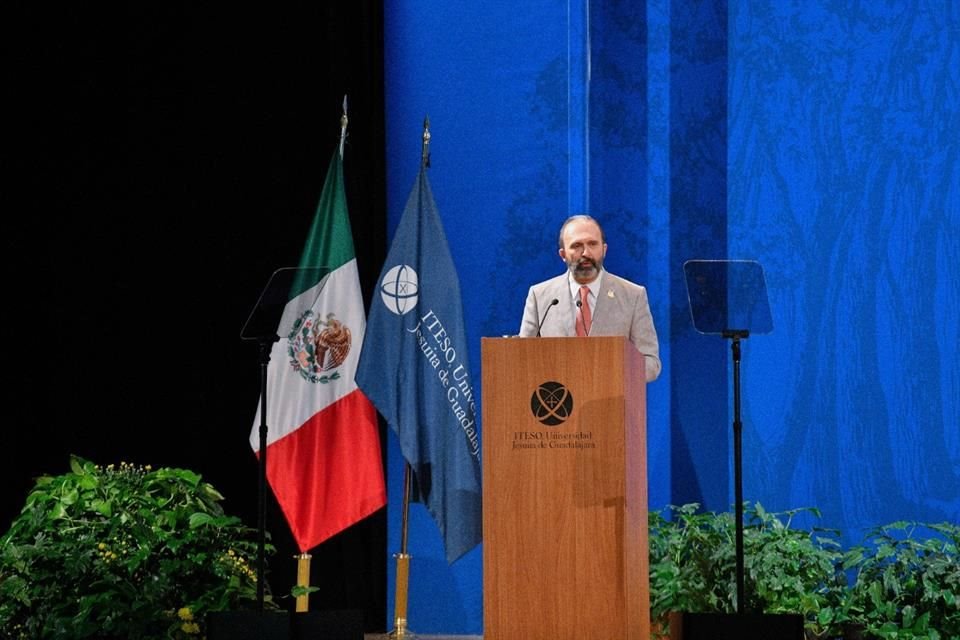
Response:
[[378, 264, 419, 315]]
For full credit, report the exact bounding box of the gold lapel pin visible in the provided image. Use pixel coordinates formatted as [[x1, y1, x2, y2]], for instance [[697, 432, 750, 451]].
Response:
[[607, 289, 615, 298]]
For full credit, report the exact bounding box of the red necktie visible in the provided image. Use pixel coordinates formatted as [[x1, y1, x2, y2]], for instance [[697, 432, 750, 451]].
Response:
[[576, 285, 592, 336]]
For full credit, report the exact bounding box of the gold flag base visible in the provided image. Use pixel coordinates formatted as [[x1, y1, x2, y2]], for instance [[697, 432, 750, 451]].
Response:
[[379, 466, 417, 640], [294, 553, 312, 613], [381, 551, 415, 640], [381, 617, 417, 640], [383, 464, 417, 640]]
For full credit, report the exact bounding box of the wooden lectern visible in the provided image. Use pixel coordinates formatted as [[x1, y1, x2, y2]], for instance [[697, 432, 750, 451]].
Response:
[[481, 336, 650, 640]]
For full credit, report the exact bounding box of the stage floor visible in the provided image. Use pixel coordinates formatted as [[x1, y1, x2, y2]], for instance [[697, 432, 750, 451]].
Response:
[[364, 636, 482, 640]]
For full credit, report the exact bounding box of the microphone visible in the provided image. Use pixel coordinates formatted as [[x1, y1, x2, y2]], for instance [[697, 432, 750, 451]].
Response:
[[536, 298, 559, 337], [576, 299, 590, 336]]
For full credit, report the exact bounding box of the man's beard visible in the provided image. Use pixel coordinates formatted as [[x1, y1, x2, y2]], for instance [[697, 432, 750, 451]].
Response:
[[569, 256, 601, 279]]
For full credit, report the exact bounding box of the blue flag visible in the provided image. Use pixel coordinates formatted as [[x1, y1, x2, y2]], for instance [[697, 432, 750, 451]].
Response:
[[356, 166, 482, 564]]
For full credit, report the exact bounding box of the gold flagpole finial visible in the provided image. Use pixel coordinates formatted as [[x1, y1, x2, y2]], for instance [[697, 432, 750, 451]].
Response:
[[339, 94, 349, 159], [421, 116, 431, 169]]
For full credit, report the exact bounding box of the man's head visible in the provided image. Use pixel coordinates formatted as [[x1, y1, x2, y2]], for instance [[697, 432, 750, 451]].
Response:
[[558, 214, 607, 284]]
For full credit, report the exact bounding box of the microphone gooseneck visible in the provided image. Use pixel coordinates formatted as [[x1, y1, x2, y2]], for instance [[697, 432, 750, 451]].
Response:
[[536, 298, 560, 337]]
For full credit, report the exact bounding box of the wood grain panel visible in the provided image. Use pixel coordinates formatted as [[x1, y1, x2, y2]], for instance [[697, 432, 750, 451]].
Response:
[[481, 337, 649, 640]]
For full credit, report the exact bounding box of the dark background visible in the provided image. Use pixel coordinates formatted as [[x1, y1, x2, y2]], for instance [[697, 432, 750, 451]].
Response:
[[4, 2, 389, 630]]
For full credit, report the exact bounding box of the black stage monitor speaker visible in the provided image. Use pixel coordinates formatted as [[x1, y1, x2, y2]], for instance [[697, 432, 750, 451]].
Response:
[[208, 609, 363, 640], [207, 611, 289, 640], [291, 609, 364, 640]]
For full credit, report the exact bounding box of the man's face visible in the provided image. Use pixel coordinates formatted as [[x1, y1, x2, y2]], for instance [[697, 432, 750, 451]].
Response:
[[559, 219, 607, 284]]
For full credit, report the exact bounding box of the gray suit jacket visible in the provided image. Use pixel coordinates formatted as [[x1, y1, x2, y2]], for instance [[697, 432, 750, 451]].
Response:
[[519, 271, 661, 381]]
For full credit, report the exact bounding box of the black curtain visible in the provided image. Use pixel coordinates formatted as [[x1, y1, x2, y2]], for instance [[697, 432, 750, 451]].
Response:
[[4, 2, 388, 632]]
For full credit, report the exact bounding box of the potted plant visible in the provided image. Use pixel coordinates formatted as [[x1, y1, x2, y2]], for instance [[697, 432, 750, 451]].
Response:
[[844, 520, 960, 639], [0, 456, 277, 639], [648, 502, 738, 630], [648, 502, 849, 639], [740, 504, 850, 639]]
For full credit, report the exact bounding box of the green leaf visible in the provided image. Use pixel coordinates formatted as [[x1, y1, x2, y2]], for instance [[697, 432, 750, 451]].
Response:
[[92, 498, 113, 517], [189, 512, 216, 528]]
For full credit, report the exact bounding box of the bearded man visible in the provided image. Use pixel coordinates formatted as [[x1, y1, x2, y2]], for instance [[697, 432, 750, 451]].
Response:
[[518, 214, 661, 382]]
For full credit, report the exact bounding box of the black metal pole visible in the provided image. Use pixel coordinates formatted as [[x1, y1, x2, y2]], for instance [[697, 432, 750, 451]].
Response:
[[729, 332, 746, 614], [256, 339, 273, 612]]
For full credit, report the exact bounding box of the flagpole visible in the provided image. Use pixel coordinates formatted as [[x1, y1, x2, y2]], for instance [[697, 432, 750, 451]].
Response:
[[256, 339, 272, 611], [385, 463, 416, 639], [339, 94, 348, 159], [383, 118, 435, 640], [421, 116, 430, 168], [380, 118, 451, 640], [284, 102, 349, 618]]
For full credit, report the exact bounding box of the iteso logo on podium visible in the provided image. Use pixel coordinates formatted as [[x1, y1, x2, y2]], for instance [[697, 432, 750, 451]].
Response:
[[530, 381, 573, 426]]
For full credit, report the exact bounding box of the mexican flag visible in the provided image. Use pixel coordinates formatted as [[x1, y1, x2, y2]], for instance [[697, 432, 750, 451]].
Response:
[[250, 149, 385, 553]]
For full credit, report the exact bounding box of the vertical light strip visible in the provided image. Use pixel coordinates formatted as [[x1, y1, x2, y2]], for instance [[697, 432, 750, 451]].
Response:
[[567, 0, 591, 214], [647, 0, 670, 246], [645, 0, 673, 508]]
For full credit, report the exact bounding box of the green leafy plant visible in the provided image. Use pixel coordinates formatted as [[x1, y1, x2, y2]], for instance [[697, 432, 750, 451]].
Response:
[[648, 502, 848, 639], [648, 502, 737, 622], [845, 520, 960, 639], [742, 503, 847, 638], [0, 456, 277, 639]]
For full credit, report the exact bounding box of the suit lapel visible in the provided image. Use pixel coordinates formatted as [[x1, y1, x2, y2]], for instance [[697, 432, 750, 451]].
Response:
[[547, 276, 575, 336], [590, 274, 621, 334]]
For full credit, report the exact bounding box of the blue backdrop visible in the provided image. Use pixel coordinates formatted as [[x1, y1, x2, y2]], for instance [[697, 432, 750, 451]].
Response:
[[382, 0, 959, 634]]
